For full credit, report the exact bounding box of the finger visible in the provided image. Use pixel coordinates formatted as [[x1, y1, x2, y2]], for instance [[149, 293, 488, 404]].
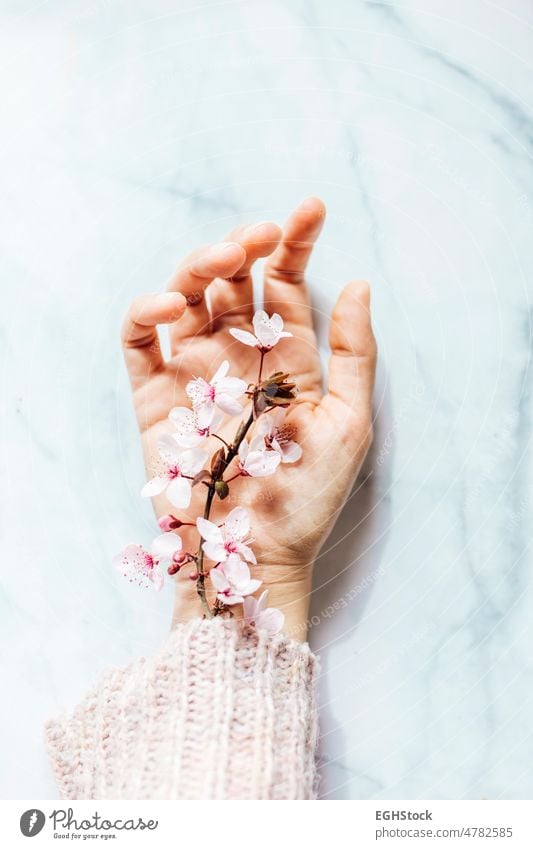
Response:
[[121, 292, 187, 386], [319, 280, 377, 435], [263, 196, 326, 328], [167, 242, 246, 344], [209, 221, 282, 329]]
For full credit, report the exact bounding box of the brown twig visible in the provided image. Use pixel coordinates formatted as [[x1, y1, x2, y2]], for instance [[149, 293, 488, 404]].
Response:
[[194, 351, 268, 616]]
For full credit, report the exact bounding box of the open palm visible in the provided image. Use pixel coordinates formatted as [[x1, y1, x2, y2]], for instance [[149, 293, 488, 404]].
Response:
[[122, 199, 376, 635]]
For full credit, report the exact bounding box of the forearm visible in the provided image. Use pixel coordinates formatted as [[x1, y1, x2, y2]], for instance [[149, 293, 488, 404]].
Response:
[[46, 618, 319, 800]]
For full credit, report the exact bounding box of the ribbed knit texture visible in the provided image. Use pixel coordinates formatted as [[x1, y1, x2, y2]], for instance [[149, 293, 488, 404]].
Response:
[[45, 618, 319, 800]]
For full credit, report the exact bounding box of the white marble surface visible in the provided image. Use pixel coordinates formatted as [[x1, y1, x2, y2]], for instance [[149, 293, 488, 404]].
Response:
[[1, 0, 532, 800]]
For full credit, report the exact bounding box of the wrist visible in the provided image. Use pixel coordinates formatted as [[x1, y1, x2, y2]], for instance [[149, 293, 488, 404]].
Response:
[[171, 567, 312, 642]]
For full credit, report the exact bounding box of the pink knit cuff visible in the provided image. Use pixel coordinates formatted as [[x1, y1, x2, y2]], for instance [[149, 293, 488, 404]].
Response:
[[45, 618, 319, 799]]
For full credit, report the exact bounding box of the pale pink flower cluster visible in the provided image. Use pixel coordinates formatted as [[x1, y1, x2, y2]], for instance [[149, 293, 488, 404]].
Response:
[[113, 532, 183, 591], [114, 311, 300, 636]]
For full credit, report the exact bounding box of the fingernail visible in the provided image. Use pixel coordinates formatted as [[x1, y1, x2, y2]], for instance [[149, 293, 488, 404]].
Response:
[[206, 242, 239, 259], [244, 221, 271, 235], [157, 292, 185, 306], [299, 197, 325, 214]]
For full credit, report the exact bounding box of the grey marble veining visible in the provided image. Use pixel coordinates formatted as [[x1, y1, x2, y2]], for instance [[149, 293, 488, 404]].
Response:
[[1, 0, 532, 799]]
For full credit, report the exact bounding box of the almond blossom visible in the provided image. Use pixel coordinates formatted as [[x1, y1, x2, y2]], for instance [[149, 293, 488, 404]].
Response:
[[141, 435, 208, 509], [254, 408, 302, 463], [209, 555, 261, 605], [116, 308, 299, 629], [243, 591, 285, 636], [197, 506, 256, 565], [168, 406, 223, 448], [113, 532, 182, 591], [238, 436, 281, 477], [229, 310, 292, 352], [186, 360, 247, 428]]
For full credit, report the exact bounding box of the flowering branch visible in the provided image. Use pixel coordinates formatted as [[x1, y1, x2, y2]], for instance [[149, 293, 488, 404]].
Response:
[[114, 311, 302, 635]]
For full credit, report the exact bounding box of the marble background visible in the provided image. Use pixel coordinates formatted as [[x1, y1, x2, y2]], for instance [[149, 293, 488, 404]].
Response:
[[1, 0, 532, 800]]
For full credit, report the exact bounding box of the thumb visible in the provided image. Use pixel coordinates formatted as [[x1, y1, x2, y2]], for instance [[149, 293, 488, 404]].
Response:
[[321, 280, 377, 427]]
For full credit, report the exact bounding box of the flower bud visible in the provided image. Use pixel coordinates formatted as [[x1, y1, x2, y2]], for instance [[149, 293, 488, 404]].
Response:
[[172, 550, 187, 565], [215, 480, 229, 500], [158, 514, 182, 532], [210, 447, 226, 479], [167, 561, 181, 576], [188, 571, 199, 581]]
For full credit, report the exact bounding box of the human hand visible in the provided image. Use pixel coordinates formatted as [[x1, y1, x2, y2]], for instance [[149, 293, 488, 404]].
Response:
[[121, 198, 377, 638]]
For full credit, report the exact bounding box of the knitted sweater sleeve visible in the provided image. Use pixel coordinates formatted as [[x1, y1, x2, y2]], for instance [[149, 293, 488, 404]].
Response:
[[45, 618, 319, 800]]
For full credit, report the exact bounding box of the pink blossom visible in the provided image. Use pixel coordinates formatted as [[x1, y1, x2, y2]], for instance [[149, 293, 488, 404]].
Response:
[[255, 409, 302, 463], [209, 555, 261, 605], [141, 436, 207, 509], [238, 436, 281, 477], [113, 532, 182, 591], [168, 406, 223, 449], [196, 506, 256, 565], [243, 591, 285, 636], [186, 360, 247, 428], [229, 310, 292, 351]]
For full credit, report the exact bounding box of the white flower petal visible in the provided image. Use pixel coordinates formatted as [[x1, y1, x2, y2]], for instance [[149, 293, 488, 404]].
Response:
[[211, 360, 230, 383], [255, 325, 277, 348], [243, 591, 272, 625], [180, 447, 209, 475], [113, 544, 145, 574], [113, 544, 162, 590], [242, 578, 262, 597], [186, 376, 209, 407], [220, 592, 244, 605], [166, 476, 192, 508], [229, 328, 258, 347], [157, 434, 182, 465], [224, 557, 250, 584], [242, 595, 258, 621], [252, 310, 269, 333], [169, 407, 202, 448], [215, 394, 244, 417], [224, 506, 250, 541], [237, 542, 256, 564], [249, 433, 266, 452], [174, 430, 202, 449], [216, 376, 247, 397], [255, 414, 273, 438], [209, 409, 224, 432], [255, 590, 269, 613], [141, 476, 168, 497], [203, 540, 227, 563], [150, 564, 165, 591], [209, 567, 229, 592], [244, 449, 281, 477], [196, 517, 222, 543], [257, 607, 284, 635], [151, 532, 182, 560], [195, 401, 215, 430], [280, 441, 302, 463], [251, 310, 292, 348], [168, 406, 193, 427]]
